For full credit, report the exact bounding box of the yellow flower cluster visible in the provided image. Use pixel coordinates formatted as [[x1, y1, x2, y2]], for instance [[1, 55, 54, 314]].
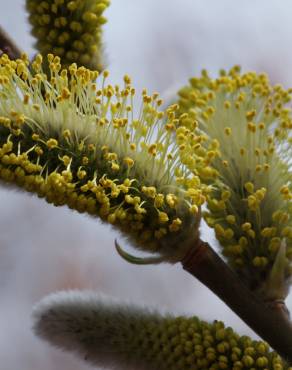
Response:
[[33, 291, 292, 370], [177, 66, 292, 295], [26, 0, 109, 71], [0, 53, 207, 262]]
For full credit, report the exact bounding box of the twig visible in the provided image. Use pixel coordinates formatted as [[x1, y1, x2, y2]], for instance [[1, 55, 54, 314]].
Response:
[[0, 25, 22, 59], [181, 240, 292, 364]]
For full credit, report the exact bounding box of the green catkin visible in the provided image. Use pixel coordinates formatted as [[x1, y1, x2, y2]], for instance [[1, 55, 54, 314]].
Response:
[[33, 291, 292, 370], [0, 53, 209, 262], [177, 66, 292, 298], [26, 0, 110, 71]]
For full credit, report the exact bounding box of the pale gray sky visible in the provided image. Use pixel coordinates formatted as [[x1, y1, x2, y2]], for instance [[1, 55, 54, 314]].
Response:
[[1, 1, 292, 369]]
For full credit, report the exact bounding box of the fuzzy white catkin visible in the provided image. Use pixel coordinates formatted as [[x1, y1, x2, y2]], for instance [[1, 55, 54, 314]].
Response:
[[33, 291, 288, 370], [32, 291, 158, 370]]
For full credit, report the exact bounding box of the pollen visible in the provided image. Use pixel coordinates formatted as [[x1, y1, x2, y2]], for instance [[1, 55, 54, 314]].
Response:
[[158, 211, 169, 223], [123, 157, 134, 168], [46, 138, 58, 149], [224, 127, 232, 136], [244, 182, 254, 193]]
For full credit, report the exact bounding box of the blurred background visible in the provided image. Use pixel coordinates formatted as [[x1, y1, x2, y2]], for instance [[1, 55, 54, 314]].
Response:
[[1, 0, 292, 369]]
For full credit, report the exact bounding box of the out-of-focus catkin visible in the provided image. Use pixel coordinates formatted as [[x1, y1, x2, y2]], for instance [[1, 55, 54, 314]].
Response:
[[33, 291, 292, 370], [26, 0, 110, 71]]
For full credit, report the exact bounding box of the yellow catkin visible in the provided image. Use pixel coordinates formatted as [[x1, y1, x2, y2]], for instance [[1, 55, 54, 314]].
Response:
[[0, 53, 210, 264], [26, 0, 110, 71], [177, 66, 292, 299]]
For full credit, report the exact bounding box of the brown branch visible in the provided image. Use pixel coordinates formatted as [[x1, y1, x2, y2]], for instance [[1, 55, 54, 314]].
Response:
[[0, 25, 22, 60], [181, 240, 292, 364]]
